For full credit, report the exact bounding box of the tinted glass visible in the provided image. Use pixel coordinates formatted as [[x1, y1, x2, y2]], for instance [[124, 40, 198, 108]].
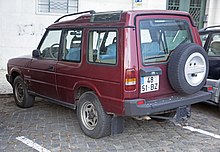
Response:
[[139, 19, 193, 64], [207, 33, 220, 56], [88, 30, 117, 65], [40, 30, 62, 59], [90, 13, 121, 22], [200, 33, 209, 47], [62, 30, 82, 62]]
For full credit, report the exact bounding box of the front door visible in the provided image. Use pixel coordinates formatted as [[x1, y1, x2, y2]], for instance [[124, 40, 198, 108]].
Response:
[[29, 30, 62, 100], [56, 29, 83, 103]]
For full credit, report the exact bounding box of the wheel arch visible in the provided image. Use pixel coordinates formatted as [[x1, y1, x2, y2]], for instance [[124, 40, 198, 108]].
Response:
[[73, 81, 103, 107], [10, 68, 23, 85]]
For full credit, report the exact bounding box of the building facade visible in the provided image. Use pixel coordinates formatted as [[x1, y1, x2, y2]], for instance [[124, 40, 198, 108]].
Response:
[[0, 0, 219, 69]]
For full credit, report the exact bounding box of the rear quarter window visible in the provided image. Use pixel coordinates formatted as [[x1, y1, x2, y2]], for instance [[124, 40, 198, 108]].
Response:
[[87, 30, 117, 65]]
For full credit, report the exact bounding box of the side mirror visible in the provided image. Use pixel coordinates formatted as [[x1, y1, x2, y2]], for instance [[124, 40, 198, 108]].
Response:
[[32, 49, 41, 58]]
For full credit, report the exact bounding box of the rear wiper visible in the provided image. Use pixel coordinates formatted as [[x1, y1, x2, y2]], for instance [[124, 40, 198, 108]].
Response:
[[144, 54, 166, 60]]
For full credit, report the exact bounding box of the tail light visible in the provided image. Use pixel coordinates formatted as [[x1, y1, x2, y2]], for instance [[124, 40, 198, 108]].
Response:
[[202, 85, 213, 92], [207, 86, 213, 91], [137, 100, 145, 105], [125, 68, 137, 91]]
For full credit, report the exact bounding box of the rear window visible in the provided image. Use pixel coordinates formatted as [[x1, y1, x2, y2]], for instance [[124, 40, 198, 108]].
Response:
[[139, 19, 193, 64]]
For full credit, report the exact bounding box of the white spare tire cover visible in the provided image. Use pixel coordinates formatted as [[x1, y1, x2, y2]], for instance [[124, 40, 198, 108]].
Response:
[[168, 43, 208, 94]]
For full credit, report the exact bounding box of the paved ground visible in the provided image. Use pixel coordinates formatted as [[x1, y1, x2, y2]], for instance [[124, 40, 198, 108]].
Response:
[[1, 96, 220, 152], [1, 70, 220, 151]]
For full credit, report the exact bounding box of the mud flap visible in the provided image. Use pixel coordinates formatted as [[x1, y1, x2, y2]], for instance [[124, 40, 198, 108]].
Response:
[[111, 116, 124, 135]]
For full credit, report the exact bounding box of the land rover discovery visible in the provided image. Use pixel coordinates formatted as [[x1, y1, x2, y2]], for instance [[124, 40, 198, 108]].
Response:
[[6, 10, 211, 138]]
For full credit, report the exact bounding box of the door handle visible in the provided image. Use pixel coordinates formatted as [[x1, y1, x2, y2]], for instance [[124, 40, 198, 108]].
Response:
[[48, 65, 55, 71]]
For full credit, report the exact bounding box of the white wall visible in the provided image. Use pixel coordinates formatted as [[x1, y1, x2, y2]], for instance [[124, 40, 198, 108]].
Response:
[[0, 0, 61, 70], [79, 0, 131, 11], [205, 0, 220, 26], [79, 0, 167, 12], [0, 0, 166, 70]]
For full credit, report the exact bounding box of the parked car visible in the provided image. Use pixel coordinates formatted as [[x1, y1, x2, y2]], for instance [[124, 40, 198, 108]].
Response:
[[6, 10, 211, 138], [199, 25, 220, 107]]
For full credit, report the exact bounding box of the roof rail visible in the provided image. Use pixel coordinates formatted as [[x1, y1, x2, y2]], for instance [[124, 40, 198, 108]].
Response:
[[54, 10, 96, 23], [203, 25, 220, 30]]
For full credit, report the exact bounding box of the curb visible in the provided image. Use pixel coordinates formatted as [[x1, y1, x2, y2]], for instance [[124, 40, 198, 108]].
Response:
[[0, 94, 13, 98]]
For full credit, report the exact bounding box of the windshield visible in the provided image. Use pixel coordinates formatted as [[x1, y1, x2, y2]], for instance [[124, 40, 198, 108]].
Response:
[[139, 19, 193, 64]]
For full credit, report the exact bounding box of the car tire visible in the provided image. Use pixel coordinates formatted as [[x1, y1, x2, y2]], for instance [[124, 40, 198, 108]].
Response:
[[13, 76, 34, 108], [168, 43, 209, 94], [77, 91, 112, 139]]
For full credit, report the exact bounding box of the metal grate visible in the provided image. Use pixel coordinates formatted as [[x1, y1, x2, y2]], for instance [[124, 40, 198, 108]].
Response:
[[167, 0, 204, 27], [38, 0, 78, 14], [189, 0, 201, 27], [167, 0, 180, 10]]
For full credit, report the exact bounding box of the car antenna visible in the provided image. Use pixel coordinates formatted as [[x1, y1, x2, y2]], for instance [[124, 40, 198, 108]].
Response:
[[54, 10, 96, 23]]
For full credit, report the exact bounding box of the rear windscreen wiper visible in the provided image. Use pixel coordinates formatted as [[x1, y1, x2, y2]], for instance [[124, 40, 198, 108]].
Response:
[[144, 54, 166, 60]]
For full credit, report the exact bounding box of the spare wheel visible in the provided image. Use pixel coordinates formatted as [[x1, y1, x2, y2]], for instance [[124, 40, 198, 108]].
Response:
[[168, 43, 209, 94]]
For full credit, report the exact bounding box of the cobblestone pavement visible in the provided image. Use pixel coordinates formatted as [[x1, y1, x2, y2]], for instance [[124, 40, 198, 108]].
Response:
[[1, 96, 220, 152]]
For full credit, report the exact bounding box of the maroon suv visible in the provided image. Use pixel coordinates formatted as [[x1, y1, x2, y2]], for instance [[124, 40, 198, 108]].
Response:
[[6, 10, 211, 138]]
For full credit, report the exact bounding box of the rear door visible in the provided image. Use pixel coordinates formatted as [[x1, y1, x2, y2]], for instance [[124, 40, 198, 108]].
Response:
[[56, 28, 122, 108], [29, 29, 61, 99], [136, 15, 194, 100]]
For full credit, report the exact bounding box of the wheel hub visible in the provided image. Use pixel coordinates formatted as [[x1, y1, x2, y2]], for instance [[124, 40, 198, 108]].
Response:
[[15, 83, 24, 103], [88, 110, 95, 119], [184, 52, 206, 86], [81, 101, 98, 130]]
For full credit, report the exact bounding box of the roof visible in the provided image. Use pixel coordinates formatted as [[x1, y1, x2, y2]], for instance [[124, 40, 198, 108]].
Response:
[[48, 10, 195, 29], [199, 25, 220, 33]]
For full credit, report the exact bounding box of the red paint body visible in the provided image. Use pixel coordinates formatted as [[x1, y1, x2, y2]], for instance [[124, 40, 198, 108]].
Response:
[[7, 10, 202, 116]]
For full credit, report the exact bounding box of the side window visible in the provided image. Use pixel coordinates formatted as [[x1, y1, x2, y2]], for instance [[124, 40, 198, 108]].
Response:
[[40, 30, 62, 59], [208, 33, 220, 56], [62, 30, 82, 62], [88, 30, 117, 65], [200, 33, 209, 47]]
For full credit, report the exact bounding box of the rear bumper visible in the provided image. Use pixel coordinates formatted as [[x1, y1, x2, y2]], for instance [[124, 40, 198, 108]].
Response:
[[124, 91, 211, 116], [205, 79, 220, 104]]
